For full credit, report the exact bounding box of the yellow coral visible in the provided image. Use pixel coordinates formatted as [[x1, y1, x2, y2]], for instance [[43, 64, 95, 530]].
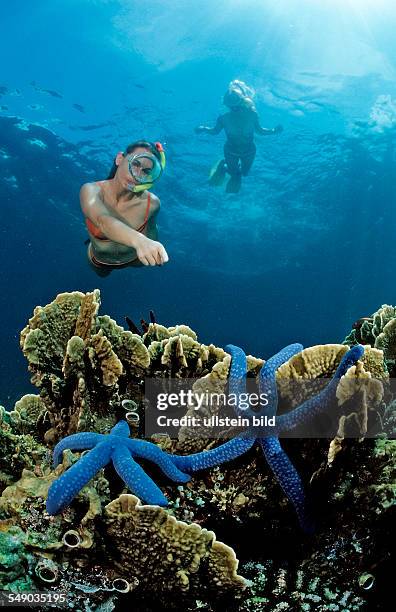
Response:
[[336, 362, 384, 436], [104, 494, 246, 597], [20, 291, 87, 367], [118, 331, 150, 372], [74, 289, 100, 342], [276, 345, 349, 407], [361, 347, 388, 379], [90, 330, 123, 386], [143, 323, 197, 344], [63, 336, 85, 378], [277, 344, 348, 380]]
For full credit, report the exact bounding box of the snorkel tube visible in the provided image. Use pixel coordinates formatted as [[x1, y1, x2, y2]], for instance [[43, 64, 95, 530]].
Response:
[[129, 142, 166, 193]]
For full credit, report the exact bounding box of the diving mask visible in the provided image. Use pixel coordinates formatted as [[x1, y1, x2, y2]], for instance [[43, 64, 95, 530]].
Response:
[[126, 142, 166, 193]]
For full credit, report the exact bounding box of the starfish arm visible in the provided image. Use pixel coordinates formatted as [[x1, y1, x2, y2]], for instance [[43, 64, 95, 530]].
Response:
[[110, 420, 131, 437], [224, 344, 248, 418], [46, 441, 112, 515], [125, 439, 190, 483], [275, 344, 364, 434], [260, 438, 314, 534], [52, 432, 104, 467], [170, 436, 256, 472], [334, 344, 365, 377], [112, 445, 168, 506], [259, 343, 303, 418]]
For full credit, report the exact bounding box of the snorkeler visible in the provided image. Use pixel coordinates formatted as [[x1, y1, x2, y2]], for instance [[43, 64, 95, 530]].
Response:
[[80, 141, 168, 277], [195, 80, 283, 193]]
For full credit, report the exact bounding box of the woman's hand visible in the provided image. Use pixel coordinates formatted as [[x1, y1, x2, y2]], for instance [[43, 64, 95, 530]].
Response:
[[273, 124, 283, 134], [134, 234, 169, 266], [194, 125, 206, 134]]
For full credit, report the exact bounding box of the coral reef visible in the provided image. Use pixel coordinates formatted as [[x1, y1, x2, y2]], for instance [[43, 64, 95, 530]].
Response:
[[170, 342, 364, 533], [0, 291, 394, 611], [105, 494, 246, 605], [344, 304, 396, 375]]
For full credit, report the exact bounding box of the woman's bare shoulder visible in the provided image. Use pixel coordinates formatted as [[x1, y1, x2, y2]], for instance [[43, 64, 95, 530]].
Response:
[[80, 182, 104, 212], [148, 191, 161, 212], [80, 181, 101, 197]]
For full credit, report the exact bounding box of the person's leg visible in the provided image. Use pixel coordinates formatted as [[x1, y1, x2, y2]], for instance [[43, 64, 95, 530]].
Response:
[[240, 143, 256, 176], [224, 143, 242, 193], [224, 143, 241, 176], [225, 172, 242, 193]]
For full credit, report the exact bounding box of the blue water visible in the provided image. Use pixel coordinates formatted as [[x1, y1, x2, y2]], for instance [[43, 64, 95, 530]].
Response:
[[1, 0, 396, 406]]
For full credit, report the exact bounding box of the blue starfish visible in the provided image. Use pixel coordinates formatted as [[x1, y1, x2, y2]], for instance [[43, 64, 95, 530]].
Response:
[[46, 420, 191, 514], [170, 343, 364, 533]]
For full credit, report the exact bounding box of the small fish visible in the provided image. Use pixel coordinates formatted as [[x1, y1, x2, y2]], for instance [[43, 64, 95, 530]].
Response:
[[352, 317, 373, 330], [0, 86, 8, 95], [70, 122, 110, 131], [73, 103, 85, 113], [31, 82, 62, 98], [134, 83, 145, 89], [44, 88, 62, 98], [0, 105, 8, 111]]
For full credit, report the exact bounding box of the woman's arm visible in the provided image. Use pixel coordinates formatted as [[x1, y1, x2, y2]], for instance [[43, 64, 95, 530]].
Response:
[[195, 116, 223, 135], [253, 112, 283, 135], [80, 184, 168, 266], [80, 183, 142, 248]]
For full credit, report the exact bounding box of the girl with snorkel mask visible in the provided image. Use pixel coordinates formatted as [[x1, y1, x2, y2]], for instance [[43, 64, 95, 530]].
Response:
[[195, 80, 283, 193], [80, 141, 168, 276]]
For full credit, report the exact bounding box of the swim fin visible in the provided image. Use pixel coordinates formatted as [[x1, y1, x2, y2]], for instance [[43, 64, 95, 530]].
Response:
[[226, 173, 242, 193], [209, 159, 227, 186]]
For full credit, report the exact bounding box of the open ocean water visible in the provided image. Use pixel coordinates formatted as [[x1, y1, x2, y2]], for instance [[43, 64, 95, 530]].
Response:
[[1, 0, 396, 406]]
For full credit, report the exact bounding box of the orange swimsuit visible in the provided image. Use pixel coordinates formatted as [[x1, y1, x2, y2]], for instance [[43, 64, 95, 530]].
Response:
[[86, 183, 151, 268]]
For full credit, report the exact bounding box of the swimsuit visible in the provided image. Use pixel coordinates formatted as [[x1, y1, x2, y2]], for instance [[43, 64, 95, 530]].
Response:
[[85, 183, 151, 269]]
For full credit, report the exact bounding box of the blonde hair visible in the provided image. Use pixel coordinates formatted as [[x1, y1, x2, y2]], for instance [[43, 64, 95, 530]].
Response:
[[224, 80, 256, 111]]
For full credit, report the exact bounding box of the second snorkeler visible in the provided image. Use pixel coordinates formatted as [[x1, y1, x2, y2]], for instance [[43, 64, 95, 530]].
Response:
[[80, 141, 168, 277], [195, 80, 283, 194]]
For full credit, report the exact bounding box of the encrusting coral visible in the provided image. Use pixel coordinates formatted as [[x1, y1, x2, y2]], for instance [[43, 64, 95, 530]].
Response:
[[0, 291, 394, 611]]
